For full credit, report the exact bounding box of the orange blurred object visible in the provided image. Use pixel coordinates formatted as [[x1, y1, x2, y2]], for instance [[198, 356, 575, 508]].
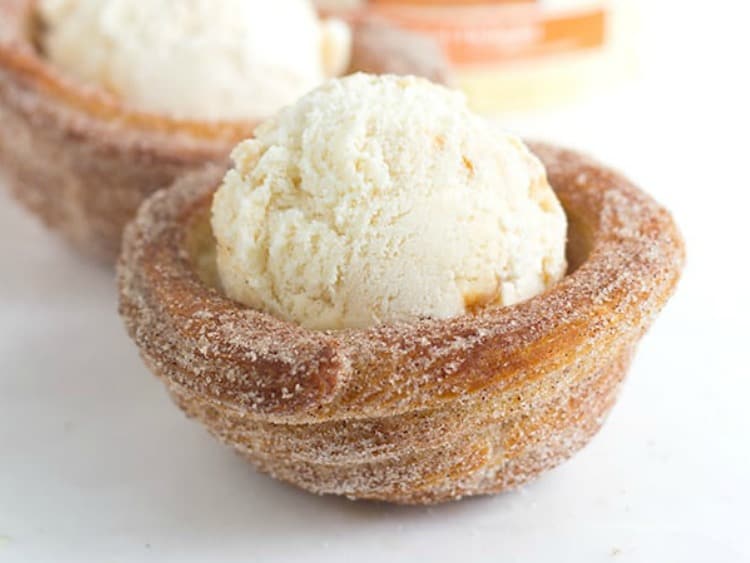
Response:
[[319, 1, 635, 114]]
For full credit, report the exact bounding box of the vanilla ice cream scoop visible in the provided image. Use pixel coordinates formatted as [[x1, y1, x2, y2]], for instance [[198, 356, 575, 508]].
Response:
[[38, 0, 351, 121], [212, 74, 567, 330]]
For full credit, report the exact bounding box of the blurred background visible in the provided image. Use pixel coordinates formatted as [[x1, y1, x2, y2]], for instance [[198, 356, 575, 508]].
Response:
[[1, 1, 748, 562], [323, 0, 636, 114]]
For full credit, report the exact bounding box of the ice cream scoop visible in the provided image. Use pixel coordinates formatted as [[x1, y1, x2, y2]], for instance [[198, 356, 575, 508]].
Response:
[[211, 73, 567, 329], [38, 0, 351, 120]]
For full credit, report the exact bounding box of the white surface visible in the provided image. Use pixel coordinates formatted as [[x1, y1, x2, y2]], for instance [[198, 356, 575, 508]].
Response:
[[1, 3, 749, 562]]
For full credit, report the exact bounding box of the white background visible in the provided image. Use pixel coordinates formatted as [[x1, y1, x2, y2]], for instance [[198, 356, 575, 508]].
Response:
[[1, 2, 749, 562]]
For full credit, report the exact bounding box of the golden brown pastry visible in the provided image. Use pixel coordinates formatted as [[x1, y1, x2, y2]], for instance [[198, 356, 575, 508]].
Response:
[[0, 0, 451, 262], [117, 143, 684, 504]]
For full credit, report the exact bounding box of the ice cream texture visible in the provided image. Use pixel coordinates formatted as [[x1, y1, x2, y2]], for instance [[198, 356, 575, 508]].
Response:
[[211, 74, 567, 329], [38, 0, 351, 120]]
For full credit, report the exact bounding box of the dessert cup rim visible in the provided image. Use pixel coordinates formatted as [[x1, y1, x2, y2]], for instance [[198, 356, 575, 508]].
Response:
[[117, 142, 684, 424]]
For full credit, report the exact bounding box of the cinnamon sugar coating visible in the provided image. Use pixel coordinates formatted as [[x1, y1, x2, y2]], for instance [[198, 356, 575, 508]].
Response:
[[0, 0, 451, 262], [117, 144, 684, 504]]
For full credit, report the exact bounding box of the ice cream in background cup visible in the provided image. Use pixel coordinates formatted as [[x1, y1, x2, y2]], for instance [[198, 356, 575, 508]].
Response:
[[38, 0, 352, 120]]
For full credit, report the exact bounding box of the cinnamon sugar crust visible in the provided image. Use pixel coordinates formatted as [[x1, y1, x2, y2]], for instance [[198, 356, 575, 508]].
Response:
[[117, 143, 684, 503], [0, 0, 451, 262]]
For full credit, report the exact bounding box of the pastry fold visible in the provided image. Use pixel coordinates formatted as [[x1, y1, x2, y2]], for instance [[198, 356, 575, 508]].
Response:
[[118, 144, 684, 504]]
